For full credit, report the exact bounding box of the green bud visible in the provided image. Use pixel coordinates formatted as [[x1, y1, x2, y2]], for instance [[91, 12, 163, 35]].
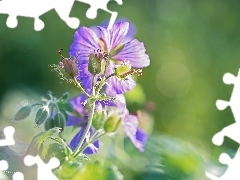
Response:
[[60, 92, 69, 102], [35, 107, 49, 126], [54, 112, 66, 132], [14, 105, 31, 120], [103, 114, 122, 133], [92, 110, 106, 130], [88, 53, 102, 75], [115, 63, 132, 79], [61, 58, 78, 78], [44, 117, 55, 131]]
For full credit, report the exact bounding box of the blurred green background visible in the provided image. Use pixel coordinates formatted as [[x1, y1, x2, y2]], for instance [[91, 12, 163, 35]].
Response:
[[1, 0, 240, 179]]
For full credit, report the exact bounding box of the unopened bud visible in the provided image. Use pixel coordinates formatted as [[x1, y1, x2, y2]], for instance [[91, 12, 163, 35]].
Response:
[[54, 112, 66, 132], [35, 107, 49, 126], [104, 114, 122, 133], [88, 53, 102, 75], [92, 110, 106, 130], [115, 63, 142, 79], [14, 105, 31, 120], [44, 117, 55, 131]]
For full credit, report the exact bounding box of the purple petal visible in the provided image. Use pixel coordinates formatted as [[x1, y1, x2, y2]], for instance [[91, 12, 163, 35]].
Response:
[[69, 94, 87, 114], [70, 125, 99, 154], [65, 115, 87, 126], [69, 26, 101, 62], [136, 128, 148, 148], [101, 18, 137, 37], [114, 39, 150, 68], [98, 22, 129, 51], [122, 115, 146, 152]]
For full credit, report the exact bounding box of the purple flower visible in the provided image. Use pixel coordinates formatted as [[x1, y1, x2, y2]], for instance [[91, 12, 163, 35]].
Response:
[[69, 21, 150, 96], [113, 95, 148, 152], [67, 94, 148, 152]]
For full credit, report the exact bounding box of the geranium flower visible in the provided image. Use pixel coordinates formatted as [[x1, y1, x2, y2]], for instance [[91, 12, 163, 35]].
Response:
[[69, 21, 150, 96], [67, 94, 148, 152]]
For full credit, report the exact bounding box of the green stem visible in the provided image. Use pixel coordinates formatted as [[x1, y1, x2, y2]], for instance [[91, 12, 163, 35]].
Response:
[[74, 77, 90, 97], [72, 100, 96, 157], [74, 132, 106, 158]]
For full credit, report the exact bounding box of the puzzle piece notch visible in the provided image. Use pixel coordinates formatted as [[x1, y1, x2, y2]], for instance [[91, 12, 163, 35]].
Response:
[[24, 155, 60, 180], [0, 0, 80, 31], [212, 122, 240, 146], [206, 149, 240, 180], [222, 70, 240, 122], [0, 126, 15, 146], [76, 0, 122, 29], [0, 160, 8, 171], [0, 0, 123, 31]]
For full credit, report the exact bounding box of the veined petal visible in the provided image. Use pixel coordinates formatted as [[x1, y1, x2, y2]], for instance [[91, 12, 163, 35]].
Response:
[[114, 39, 150, 68], [69, 26, 101, 62], [122, 115, 145, 152], [106, 75, 136, 96], [98, 22, 129, 51]]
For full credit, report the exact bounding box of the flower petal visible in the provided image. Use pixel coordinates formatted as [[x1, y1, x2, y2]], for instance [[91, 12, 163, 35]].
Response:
[[69, 26, 101, 62], [114, 39, 150, 68], [98, 22, 129, 51], [65, 115, 87, 126], [70, 125, 99, 154], [122, 115, 145, 152]]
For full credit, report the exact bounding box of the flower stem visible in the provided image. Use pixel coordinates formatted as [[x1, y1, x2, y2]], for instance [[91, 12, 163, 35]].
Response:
[[72, 99, 96, 157], [74, 77, 90, 97], [74, 132, 106, 158]]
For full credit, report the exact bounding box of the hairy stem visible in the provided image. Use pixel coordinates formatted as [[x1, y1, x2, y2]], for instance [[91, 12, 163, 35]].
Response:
[[74, 77, 90, 97], [72, 100, 96, 157]]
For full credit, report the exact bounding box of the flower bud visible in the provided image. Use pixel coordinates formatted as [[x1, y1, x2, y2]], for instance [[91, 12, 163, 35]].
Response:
[[104, 113, 122, 133], [54, 112, 66, 132], [88, 53, 102, 75], [35, 107, 49, 126], [44, 117, 55, 131], [115, 63, 131, 79], [14, 105, 31, 120], [61, 58, 78, 78], [92, 110, 106, 130]]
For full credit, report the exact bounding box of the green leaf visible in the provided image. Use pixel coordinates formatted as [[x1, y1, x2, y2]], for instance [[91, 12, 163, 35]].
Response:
[[24, 128, 61, 156], [105, 165, 123, 180], [56, 160, 81, 179], [14, 105, 31, 120], [41, 143, 67, 164]]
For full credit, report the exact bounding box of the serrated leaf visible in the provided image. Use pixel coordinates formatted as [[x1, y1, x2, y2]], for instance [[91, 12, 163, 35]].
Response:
[[41, 143, 67, 164]]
